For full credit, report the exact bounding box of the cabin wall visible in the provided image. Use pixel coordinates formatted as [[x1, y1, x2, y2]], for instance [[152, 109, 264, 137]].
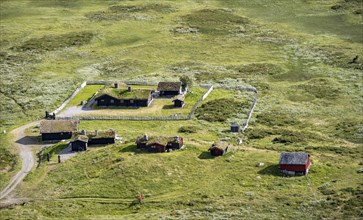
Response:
[[71, 141, 87, 151], [280, 164, 307, 172], [210, 148, 224, 156], [96, 95, 151, 107], [89, 138, 115, 145], [42, 132, 73, 141], [147, 143, 166, 153], [160, 90, 180, 96], [174, 100, 184, 108]]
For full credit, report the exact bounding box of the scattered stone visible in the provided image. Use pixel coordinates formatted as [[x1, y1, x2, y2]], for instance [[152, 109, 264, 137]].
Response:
[[357, 168, 363, 174], [237, 138, 243, 145], [256, 162, 264, 167], [245, 192, 254, 197], [256, 176, 262, 180], [2, 130, 6, 134]]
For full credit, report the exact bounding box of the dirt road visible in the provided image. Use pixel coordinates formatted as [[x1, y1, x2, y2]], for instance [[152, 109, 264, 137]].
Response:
[[0, 121, 39, 201]]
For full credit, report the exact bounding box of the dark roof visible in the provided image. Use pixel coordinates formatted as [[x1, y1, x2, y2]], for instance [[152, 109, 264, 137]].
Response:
[[209, 141, 228, 150], [173, 95, 185, 102], [279, 152, 309, 165], [87, 129, 116, 139], [40, 120, 79, 133], [231, 123, 240, 127], [72, 135, 89, 143], [157, 82, 181, 91]]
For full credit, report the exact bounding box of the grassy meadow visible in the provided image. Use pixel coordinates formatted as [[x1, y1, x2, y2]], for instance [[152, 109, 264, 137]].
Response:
[[0, 0, 362, 219]]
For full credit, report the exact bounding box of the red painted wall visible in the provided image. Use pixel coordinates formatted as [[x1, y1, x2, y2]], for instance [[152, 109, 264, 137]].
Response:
[[280, 157, 310, 172]]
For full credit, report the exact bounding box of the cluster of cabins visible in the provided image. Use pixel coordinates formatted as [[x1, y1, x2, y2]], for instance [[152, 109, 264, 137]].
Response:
[[94, 81, 186, 108], [40, 120, 116, 151], [40, 119, 311, 175]]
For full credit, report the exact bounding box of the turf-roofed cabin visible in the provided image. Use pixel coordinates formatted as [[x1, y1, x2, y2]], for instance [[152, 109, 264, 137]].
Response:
[[279, 152, 311, 176], [87, 129, 116, 145], [209, 142, 229, 156], [136, 135, 184, 153], [157, 82, 182, 96], [95, 82, 153, 107], [40, 120, 79, 141]]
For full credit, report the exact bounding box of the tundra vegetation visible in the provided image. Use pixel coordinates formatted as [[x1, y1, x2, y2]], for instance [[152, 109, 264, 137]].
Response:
[[0, 0, 362, 219]]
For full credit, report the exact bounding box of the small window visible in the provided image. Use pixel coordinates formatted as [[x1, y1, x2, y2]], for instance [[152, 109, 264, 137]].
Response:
[[110, 99, 114, 103], [130, 100, 134, 104], [120, 100, 124, 103], [101, 99, 104, 102]]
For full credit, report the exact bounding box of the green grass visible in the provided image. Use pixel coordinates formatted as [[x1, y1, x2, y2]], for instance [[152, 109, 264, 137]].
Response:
[[66, 85, 104, 107], [0, 0, 362, 219]]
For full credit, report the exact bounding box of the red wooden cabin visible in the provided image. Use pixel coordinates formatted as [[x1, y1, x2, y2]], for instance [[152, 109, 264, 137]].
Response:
[[279, 152, 311, 176]]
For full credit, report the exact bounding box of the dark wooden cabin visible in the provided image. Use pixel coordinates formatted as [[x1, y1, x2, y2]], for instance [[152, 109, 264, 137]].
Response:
[[40, 120, 79, 141], [209, 142, 228, 156], [157, 82, 182, 96], [231, 123, 240, 133], [279, 152, 311, 176], [71, 135, 88, 151], [136, 135, 184, 153], [87, 129, 116, 145], [173, 95, 185, 108], [95, 84, 153, 107]]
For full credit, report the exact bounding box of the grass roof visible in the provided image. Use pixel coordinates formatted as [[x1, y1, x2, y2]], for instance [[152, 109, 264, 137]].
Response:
[[136, 136, 180, 145], [173, 95, 185, 101], [87, 129, 116, 139], [40, 120, 79, 133], [72, 135, 89, 142], [157, 82, 181, 91], [96, 86, 152, 100], [209, 141, 228, 150]]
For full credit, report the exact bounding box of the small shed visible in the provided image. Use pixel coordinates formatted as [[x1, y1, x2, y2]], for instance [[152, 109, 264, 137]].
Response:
[[279, 152, 311, 176], [157, 82, 182, 96], [231, 123, 240, 133], [71, 135, 88, 151], [209, 142, 228, 156], [40, 120, 79, 141], [172, 95, 185, 108]]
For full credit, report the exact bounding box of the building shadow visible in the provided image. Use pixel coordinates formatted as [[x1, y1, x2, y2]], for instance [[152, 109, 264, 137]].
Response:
[[198, 151, 214, 160], [119, 144, 136, 153], [15, 136, 41, 145], [257, 164, 282, 176]]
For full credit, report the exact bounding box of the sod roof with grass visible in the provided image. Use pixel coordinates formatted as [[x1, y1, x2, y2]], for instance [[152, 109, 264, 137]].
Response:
[[136, 136, 180, 145], [173, 95, 185, 101], [72, 135, 89, 142], [157, 82, 181, 91], [40, 120, 79, 133], [87, 129, 116, 139], [96, 86, 152, 100]]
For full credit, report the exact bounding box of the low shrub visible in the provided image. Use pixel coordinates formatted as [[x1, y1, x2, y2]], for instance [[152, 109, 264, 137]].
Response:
[[195, 98, 249, 122], [12, 31, 94, 52], [178, 126, 198, 133]]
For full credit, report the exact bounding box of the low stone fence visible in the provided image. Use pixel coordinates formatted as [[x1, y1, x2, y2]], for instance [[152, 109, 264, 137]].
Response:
[[51, 81, 87, 115], [189, 85, 214, 118], [86, 80, 158, 86], [242, 97, 257, 133]]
